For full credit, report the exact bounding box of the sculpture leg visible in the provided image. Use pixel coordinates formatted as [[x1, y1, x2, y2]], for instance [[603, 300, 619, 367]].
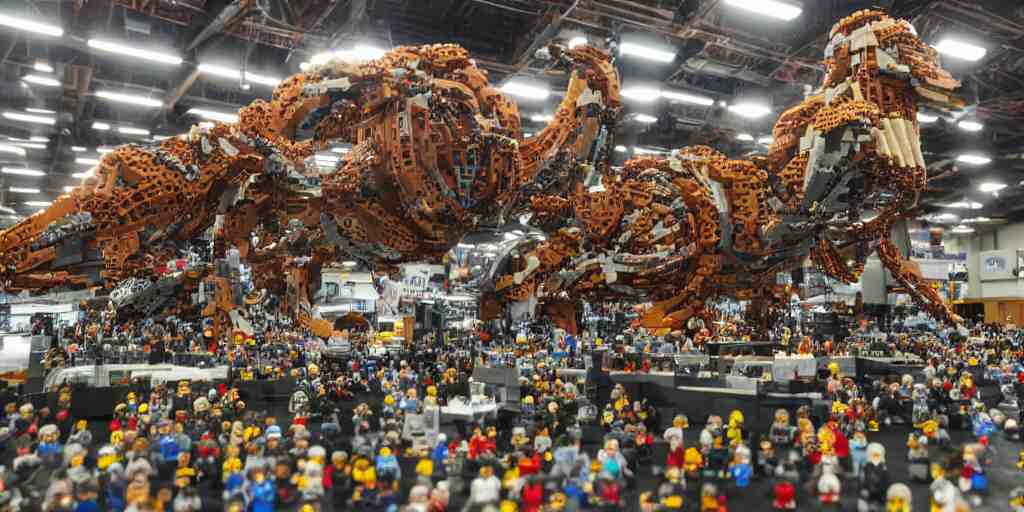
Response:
[[876, 238, 961, 325]]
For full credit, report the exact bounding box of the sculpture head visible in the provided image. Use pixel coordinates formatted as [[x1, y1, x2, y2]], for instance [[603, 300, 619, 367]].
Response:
[[824, 10, 962, 113]]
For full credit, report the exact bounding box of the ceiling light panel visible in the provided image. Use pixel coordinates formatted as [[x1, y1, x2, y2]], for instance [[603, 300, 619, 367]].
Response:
[[934, 39, 987, 62], [0, 14, 63, 37], [87, 38, 183, 65], [1, 168, 45, 177], [197, 64, 281, 87], [619, 42, 676, 62], [187, 108, 240, 124], [2, 112, 55, 125], [9, 187, 40, 194], [723, 0, 802, 21], [500, 81, 550, 100], [22, 74, 60, 87], [94, 91, 163, 108]]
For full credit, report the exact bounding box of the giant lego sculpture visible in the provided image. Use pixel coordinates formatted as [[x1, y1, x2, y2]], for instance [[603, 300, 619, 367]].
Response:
[[490, 9, 964, 330], [0, 10, 963, 335]]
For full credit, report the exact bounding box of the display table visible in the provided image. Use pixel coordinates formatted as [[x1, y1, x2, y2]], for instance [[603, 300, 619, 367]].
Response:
[[440, 401, 499, 423]]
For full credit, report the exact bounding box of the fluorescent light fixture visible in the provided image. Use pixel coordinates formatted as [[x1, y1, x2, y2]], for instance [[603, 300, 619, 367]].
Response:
[[917, 112, 938, 123], [501, 81, 550, 100], [22, 74, 60, 87], [957, 120, 983, 132], [94, 91, 163, 108], [620, 86, 661, 102], [956, 154, 991, 165], [524, 132, 534, 138], [342, 261, 358, 268], [934, 39, 987, 62], [33, 61, 53, 73], [947, 201, 984, 209], [633, 114, 658, 123], [25, 108, 55, 115], [197, 64, 281, 87], [934, 212, 959, 222], [661, 90, 714, 106], [87, 38, 182, 65], [70, 146, 86, 152], [187, 108, 239, 124], [0, 14, 63, 37], [503, 232, 520, 240], [457, 243, 474, 249], [24, 201, 51, 207], [979, 182, 1006, 193], [723, 0, 802, 21], [635, 147, 668, 155], [11, 143, 45, 149], [758, 136, 774, 145], [614, 145, 627, 152], [63, 186, 74, 192], [736, 133, 754, 141], [2, 168, 44, 177], [530, 114, 554, 122], [619, 41, 676, 63], [568, 36, 588, 49], [92, 122, 111, 131], [117, 126, 150, 136], [75, 158, 101, 166], [0, 144, 26, 156], [951, 225, 974, 234], [96, 147, 114, 154], [29, 136, 48, 142], [331, 147, 350, 154], [9, 187, 40, 194], [334, 44, 387, 62], [728, 103, 772, 118], [72, 171, 93, 179], [968, 216, 991, 223]]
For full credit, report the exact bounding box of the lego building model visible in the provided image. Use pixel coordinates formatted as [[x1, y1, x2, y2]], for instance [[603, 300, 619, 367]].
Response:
[[0, 10, 963, 333]]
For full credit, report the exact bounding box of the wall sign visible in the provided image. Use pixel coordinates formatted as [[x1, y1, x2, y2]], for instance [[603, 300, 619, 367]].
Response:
[[979, 249, 1018, 281]]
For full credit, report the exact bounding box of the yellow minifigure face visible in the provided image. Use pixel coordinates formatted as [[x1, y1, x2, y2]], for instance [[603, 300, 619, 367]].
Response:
[[673, 415, 689, 429], [480, 465, 494, 478], [223, 457, 242, 474], [728, 410, 744, 428], [549, 492, 567, 511], [684, 447, 703, 470]]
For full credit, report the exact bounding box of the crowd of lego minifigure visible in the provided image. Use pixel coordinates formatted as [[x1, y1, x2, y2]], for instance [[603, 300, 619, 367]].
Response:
[[1, 317, 1023, 512]]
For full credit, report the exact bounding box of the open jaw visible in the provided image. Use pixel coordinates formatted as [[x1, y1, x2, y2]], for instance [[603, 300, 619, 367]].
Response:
[[292, 58, 392, 147]]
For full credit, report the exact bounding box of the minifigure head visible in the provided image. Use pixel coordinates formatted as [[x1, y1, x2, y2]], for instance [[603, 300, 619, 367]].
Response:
[[867, 442, 885, 465], [672, 414, 689, 429]]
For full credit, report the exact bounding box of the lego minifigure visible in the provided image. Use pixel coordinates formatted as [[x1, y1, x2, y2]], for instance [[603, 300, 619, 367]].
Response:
[[885, 483, 911, 512], [729, 443, 752, 488], [858, 442, 888, 512], [773, 476, 796, 510], [850, 430, 868, 479], [663, 414, 688, 446], [469, 465, 501, 508], [1011, 486, 1024, 512], [817, 458, 840, 507], [757, 436, 777, 477], [770, 409, 795, 449], [906, 434, 929, 482], [36, 424, 63, 466]]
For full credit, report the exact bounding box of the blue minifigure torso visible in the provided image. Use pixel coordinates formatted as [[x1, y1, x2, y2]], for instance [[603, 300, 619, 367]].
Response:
[[251, 479, 275, 512], [432, 442, 449, 466], [159, 435, 180, 463], [730, 463, 752, 487], [376, 455, 400, 480], [37, 441, 63, 458]]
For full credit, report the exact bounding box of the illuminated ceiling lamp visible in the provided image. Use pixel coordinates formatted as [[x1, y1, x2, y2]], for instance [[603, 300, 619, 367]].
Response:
[[500, 80, 550, 100], [723, 0, 803, 21], [934, 38, 987, 62], [618, 40, 676, 63], [727, 87, 773, 119]]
